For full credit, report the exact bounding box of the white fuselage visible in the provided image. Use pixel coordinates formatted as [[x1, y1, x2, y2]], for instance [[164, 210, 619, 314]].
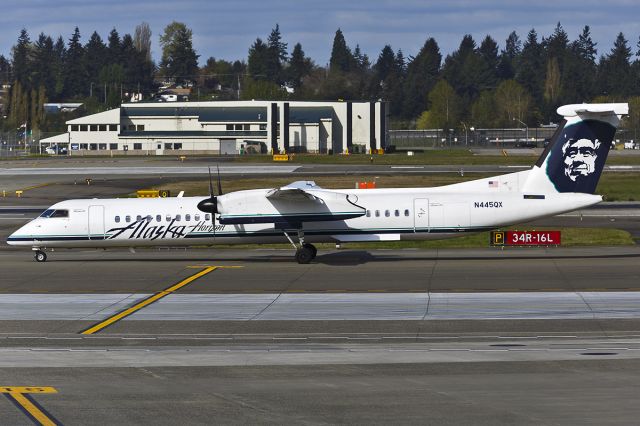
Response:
[[7, 171, 602, 249]]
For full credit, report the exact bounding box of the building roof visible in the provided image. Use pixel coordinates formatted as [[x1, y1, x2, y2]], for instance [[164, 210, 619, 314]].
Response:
[[40, 133, 69, 143], [67, 108, 120, 125]]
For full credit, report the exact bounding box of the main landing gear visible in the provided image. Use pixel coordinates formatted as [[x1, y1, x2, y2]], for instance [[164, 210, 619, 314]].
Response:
[[283, 229, 317, 264], [34, 249, 47, 262]]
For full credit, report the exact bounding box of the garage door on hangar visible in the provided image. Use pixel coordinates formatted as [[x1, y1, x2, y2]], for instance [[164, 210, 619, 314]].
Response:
[[219, 139, 237, 155]]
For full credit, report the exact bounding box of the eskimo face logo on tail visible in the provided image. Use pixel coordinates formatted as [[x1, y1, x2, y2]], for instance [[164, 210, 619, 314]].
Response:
[[562, 137, 600, 181], [546, 119, 615, 194]]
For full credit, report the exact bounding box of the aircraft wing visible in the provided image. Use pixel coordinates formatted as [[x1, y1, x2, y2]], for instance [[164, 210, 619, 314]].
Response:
[[218, 181, 366, 225]]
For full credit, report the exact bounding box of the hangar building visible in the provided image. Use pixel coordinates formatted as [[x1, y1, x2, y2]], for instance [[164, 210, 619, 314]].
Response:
[[40, 100, 388, 155]]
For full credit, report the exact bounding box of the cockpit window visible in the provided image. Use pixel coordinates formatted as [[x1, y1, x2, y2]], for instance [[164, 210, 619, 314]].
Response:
[[50, 209, 69, 218], [40, 209, 68, 218]]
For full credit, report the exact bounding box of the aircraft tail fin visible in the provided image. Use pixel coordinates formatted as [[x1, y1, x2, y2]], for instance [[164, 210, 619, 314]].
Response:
[[522, 103, 628, 194]]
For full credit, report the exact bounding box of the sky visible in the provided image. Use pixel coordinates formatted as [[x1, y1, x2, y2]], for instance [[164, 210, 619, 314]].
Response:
[[2, 0, 640, 66]]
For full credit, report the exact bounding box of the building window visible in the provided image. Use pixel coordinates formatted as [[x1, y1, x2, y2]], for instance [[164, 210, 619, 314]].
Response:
[[109, 143, 118, 150], [80, 125, 88, 131], [259, 124, 267, 131], [90, 125, 98, 131], [115, 216, 120, 223], [164, 143, 172, 150], [109, 124, 118, 131], [243, 124, 250, 131], [89, 143, 97, 150], [70, 125, 79, 131], [226, 124, 233, 131], [80, 143, 88, 149], [98, 124, 107, 131], [98, 143, 107, 150], [234, 124, 243, 131], [136, 124, 145, 131], [133, 143, 142, 150], [174, 143, 182, 149]]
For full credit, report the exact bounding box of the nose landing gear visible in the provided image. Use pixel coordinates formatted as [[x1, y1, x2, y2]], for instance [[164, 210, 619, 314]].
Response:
[[34, 250, 47, 262]]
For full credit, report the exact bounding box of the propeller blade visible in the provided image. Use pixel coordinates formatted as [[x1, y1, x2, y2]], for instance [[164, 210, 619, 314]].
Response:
[[216, 164, 223, 196], [208, 166, 214, 197]]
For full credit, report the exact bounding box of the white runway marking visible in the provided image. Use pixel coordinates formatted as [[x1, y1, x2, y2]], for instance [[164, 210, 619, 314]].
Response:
[[1, 292, 640, 321], [0, 165, 300, 176]]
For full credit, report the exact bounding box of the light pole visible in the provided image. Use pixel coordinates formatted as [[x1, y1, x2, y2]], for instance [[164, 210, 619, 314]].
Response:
[[513, 117, 528, 146], [461, 122, 468, 146]]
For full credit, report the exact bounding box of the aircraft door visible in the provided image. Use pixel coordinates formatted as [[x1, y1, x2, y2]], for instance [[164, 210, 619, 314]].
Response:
[[413, 198, 429, 232], [88, 205, 105, 240]]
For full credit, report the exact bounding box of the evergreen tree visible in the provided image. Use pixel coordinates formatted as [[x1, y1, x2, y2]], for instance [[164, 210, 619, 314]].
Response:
[[159, 21, 199, 84], [62, 27, 86, 99], [0, 55, 11, 83], [52, 36, 66, 99], [11, 29, 32, 89], [248, 38, 269, 79], [32, 33, 56, 98], [497, 31, 521, 80], [564, 26, 597, 104], [597, 32, 633, 98], [516, 29, 544, 106], [288, 42, 312, 91], [265, 24, 288, 84], [576, 25, 597, 62], [329, 29, 353, 73], [84, 31, 106, 91], [402, 38, 441, 118], [107, 28, 122, 65]]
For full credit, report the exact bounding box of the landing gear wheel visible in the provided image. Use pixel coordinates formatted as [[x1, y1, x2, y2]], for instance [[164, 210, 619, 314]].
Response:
[[295, 246, 314, 264], [303, 243, 317, 259], [34, 250, 47, 262]]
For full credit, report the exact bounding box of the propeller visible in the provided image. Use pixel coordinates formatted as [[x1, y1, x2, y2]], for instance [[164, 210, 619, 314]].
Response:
[[197, 166, 221, 230]]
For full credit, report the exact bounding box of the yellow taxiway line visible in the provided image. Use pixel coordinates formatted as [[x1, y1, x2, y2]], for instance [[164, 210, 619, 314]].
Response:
[[1, 387, 59, 426], [80, 266, 219, 335]]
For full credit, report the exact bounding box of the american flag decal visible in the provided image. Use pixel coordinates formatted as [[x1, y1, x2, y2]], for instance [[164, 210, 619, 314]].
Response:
[[488, 180, 499, 188]]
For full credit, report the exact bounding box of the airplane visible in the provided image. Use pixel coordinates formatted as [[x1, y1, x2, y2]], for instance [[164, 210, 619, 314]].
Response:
[[7, 102, 628, 263]]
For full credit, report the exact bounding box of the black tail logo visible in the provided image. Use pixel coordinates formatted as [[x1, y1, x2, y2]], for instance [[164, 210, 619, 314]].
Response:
[[545, 119, 616, 193]]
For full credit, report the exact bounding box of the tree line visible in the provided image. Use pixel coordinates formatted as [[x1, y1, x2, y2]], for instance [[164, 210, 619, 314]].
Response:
[[2, 22, 640, 133]]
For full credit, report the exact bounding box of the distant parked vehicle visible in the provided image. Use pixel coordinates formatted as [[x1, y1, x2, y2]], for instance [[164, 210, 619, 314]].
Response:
[[45, 145, 67, 155], [624, 141, 637, 149]]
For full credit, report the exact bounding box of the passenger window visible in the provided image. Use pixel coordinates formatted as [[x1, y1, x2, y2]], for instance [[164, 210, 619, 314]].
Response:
[[136, 215, 142, 221], [125, 215, 131, 223], [205, 214, 211, 221], [146, 215, 152, 222], [375, 210, 380, 217], [195, 214, 201, 221], [176, 214, 181, 221], [366, 210, 371, 217], [166, 215, 171, 222], [186, 214, 191, 221], [115, 216, 120, 223], [385, 210, 390, 217], [404, 209, 410, 217], [156, 215, 161, 222], [395, 210, 399, 217]]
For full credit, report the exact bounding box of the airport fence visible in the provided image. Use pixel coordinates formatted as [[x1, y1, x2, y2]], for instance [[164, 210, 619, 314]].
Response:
[[388, 127, 559, 150]]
